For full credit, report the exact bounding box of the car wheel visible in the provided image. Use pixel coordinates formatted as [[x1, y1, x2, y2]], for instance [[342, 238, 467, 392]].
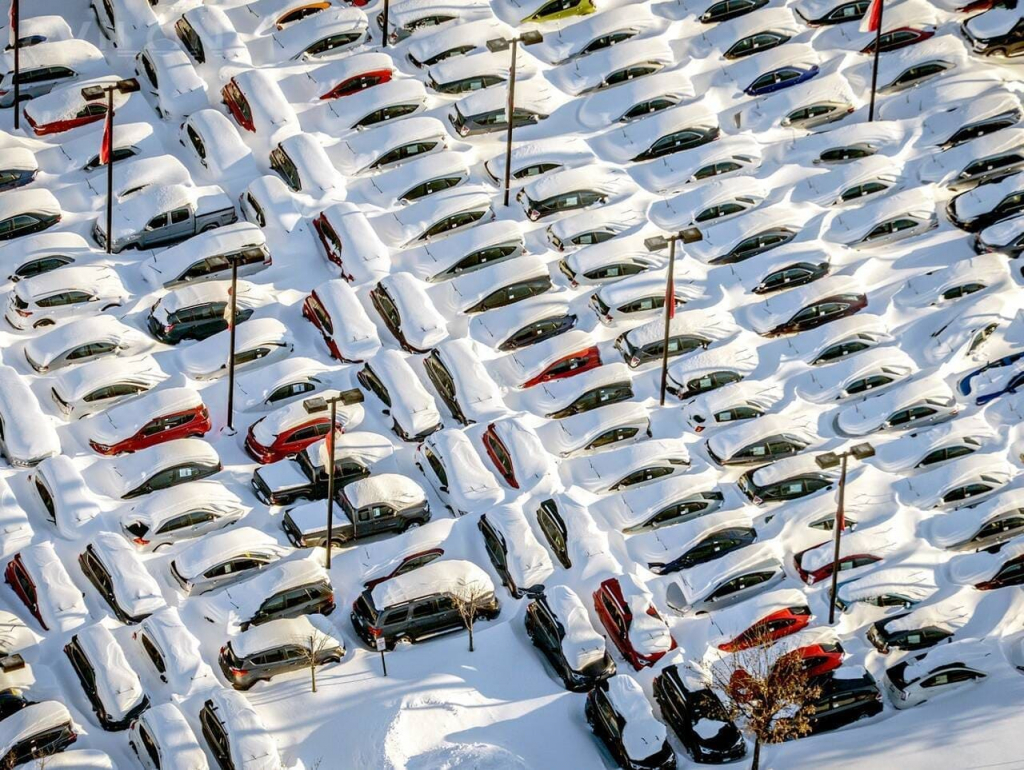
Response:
[[404, 521, 422, 533], [152, 542, 172, 553], [100, 303, 120, 311], [201, 223, 220, 233], [32, 318, 54, 328]]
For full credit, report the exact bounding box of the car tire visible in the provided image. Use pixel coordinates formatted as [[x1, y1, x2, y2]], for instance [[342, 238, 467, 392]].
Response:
[[33, 319, 54, 328], [404, 521, 422, 533], [201, 223, 220, 233]]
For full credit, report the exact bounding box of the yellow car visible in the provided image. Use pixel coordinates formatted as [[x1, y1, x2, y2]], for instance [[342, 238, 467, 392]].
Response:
[[521, 0, 598, 24]]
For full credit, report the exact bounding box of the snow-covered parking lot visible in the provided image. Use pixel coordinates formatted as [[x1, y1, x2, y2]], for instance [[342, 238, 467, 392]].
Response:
[[0, 0, 1023, 767]]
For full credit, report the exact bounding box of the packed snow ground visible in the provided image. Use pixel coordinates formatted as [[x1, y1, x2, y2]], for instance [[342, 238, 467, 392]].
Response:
[[1, 0, 1024, 768]]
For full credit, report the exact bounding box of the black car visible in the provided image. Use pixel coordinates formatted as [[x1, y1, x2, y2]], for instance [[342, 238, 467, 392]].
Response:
[[653, 664, 745, 764], [0, 166, 36, 193], [961, 10, 1024, 58], [547, 380, 634, 420], [633, 125, 720, 162], [369, 281, 421, 353], [147, 297, 254, 344], [585, 678, 677, 770], [948, 182, 1024, 232], [867, 613, 955, 653], [64, 630, 148, 731], [648, 527, 757, 575], [0, 701, 78, 767], [737, 468, 834, 504], [753, 261, 830, 295], [709, 228, 797, 265], [524, 588, 616, 692], [795, 0, 869, 26], [764, 293, 867, 336], [251, 440, 373, 507], [699, 0, 769, 24], [707, 433, 809, 466], [802, 671, 883, 734], [668, 369, 745, 400], [450, 103, 545, 137], [78, 544, 149, 624], [465, 276, 553, 314], [499, 313, 577, 352], [0, 688, 34, 721]]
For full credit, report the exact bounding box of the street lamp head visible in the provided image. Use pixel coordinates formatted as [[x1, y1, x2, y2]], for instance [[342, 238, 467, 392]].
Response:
[[521, 30, 544, 46], [486, 37, 511, 52], [116, 77, 141, 94], [815, 451, 841, 470], [81, 77, 141, 102], [851, 442, 875, 460], [81, 85, 106, 101], [680, 226, 704, 244], [644, 235, 669, 252]]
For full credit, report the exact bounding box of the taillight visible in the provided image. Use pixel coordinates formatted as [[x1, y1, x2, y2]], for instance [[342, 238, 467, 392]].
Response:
[[230, 668, 249, 677], [15, 308, 30, 317], [326, 592, 335, 604], [132, 537, 150, 546], [368, 625, 382, 638]]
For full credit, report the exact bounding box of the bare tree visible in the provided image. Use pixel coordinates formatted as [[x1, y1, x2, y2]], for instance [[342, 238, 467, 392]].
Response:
[[696, 627, 823, 770], [452, 579, 492, 653], [301, 631, 335, 694]]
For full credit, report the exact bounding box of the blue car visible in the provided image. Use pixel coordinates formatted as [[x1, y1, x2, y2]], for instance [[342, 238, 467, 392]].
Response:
[[959, 351, 1024, 395], [975, 369, 1024, 406], [0, 168, 37, 193], [744, 64, 820, 97]]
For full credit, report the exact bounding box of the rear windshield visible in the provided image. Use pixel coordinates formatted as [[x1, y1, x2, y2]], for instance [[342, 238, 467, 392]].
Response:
[[355, 592, 378, 623]]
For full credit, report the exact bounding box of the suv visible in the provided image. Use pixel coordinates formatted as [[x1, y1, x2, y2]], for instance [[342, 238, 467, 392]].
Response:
[[524, 585, 615, 692], [218, 616, 344, 690], [802, 671, 883, 733], [64, 624, 148, 731], [585, 676, 676, 770], [350, 560, 499, 649], [0, 701, 78, 766], [199, 689, 281, 770], [653, 663, 746, 763], [867, 613, 954, 653]]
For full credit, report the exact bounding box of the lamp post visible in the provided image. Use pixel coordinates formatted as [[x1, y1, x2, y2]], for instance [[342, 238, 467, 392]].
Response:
[[644, 228, 704, 407], [321, 392, 347, 569], [224, 257, 240, 434], [81, 78, 140, 256], [867, 0, 886, 122], [486, 30, 543, 207], [10, 0, 19, 129], [815, 442, 876, 624], [380, 0, 390, 48]]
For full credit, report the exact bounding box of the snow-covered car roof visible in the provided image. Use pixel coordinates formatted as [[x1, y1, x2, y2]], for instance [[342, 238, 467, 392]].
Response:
[[331, 116, 448, 175], [429, 48, 536, 89], [930, 489, 1024, 549], [375, 187, 493, 248], [273, 133, 341, 195], [595, 101, 719, 165], [980, 211, 1024, 248], [72, 623, 145, 721], [686, 203, 815, 264], [750, 273, 864, 335], [228, 68, 298, 133], [271, 6, 368, 59], [318, 200, 390, 282], [605, 674, 668, 761], [203, 688, 282, 770], [0, 146, 37, 174], [597, 265, 702, 310], [61, 120, 156, 169], [24, 315, 142, 370], [650, 175, 768, 232], [369, 349, 441, 436], [103, 438, 220, 499], [34, 454, 101, 535], [370, 558, 494, 609], [344, 473, 426, 510], [920, 127, 1024, 186], [377, 270, 448, 349], [234, 356, 333, 412], [181, 317, 292, 380], [594, 467, 721, 531], [396, 219, 523, 281], [0, 702, 75, 756], [483, 503, 554, 591], [0, 188, 60, 222], [175, 526, 286, 580], [406, 17, 513, 65], [631, 509, 753, 564], [682, 380, 784, 429], [15, 264, 124, 306], [242, 174, 303, 233], [836, 374, 955, 436], [527, 362, 630, 416], [751, 452, 836, 488], [2, 38, 102, 73], [965, 4, 1024, 40], [544, 490, 622, 580], [24, 75, 131, 127], [550, 36, 674, 96], [951, 172, 1024, 223], [96, 154, 192, 203], [232, 614, 342, 659], [900, 453, 1014, 509], [325, 77, 428, 128], [429, 339, 504, 417], [626, 308, 736, 350], [667, 340, 759, 387], [136, 703, 208, 770], [308, 279, 381, 360], [123, 480, 243, 531], [698, 6, 800, 56], [309, 430, 395, 471], [795, 154, 903, 206], [706, 413, 817, 464], [88, 386, 204, 447], [12, 542, 87, 630], [949, 537, 1024, 585], [52, 354, 168, 405], [87, 532, 165, 618], [737, 72, 856, 132], [723, 42, 821, 91], [225, 556, 330, 622], [543, 584, 607, 671], [108, 183, 225, 245], [143, 221, 265, 286], [138, 38, 207, 116]]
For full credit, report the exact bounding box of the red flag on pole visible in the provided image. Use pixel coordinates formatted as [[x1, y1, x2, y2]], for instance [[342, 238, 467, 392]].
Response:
[[8, 0, 14, 49], [860, 0, 883, 33], [99, 106, 113, 166]]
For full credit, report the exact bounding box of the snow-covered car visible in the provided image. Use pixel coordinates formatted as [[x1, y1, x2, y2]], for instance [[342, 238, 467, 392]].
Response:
[[396, 219, 525, 283], [321, 77, 427, 130], [976, 213, 1024, 257], [268, 133, 343, 197], [373, 187, 494, 248], [525, 585, 616, 691], [734, 72, 856, 132], [141, 222, 270, 289], [633, 134, 763, 194], [557, 234, 665, 288], [180, 318, 294, 382], [303, 279, 381, 362], [358, 349, 442, 441], [825, 187, 938, 248], [64, 623, 148, 730], [631, 510, 756, 574], [586, 675, 675, 770], [750, 274, 867, 336], [0, 232, 95, 284], [884, 641, 991, 708], [738, 453, 836, 505], [560, 437, 692, 494], [649, 176, 768, 231], [239, 175, 303, 234], [415, 428, 503, 515], [539, 401, 650, 457], [271, 7, 368, 60], [916, 87, 1021, 150], [835, 375, 958, 436], [0, 147, 37, 193], [244, 389, 361, 464], [134, 37, 208, 119], [535, 4, 664, 64], [128, 703, 208, 770], [834, 568, 937, 613], [170, 527, 290, 595], [898, 254, 1010, 308], [681, 380, 784, 433], [698, 5, 799, 58], [723, 42, 821, 97], [0, 365, 60, 467], [591, 267, 702, 326], [518, 166, 636, 222], [476, 415, 555, 491], [546, 199, 648, 251], [24, 315, 147, 373], [406, 16, 513, 67], [0, 189, 61, 245], [470, 295, 575, 353], [450, 78, 564, 137], [221, 69, 299, 137], [313, 200, 390, 283], [6, 264, 126, 331], [49, 355, 169, 421], [365, 151, 468, 208], [422, 339, 505, 424], [593, 101, 720, 164], [78, 532, 164, 623], [947, 172, 1024, 232], [525, 362, 633, 420], [22, 75, 132, 137], [793, 154, 903, 207], [899, 454, 1014, 510], [99, 438, 222, 500], [686, 204, 814, 266], [147, 280, 270, 345], [179, 109, 256, 178], [197, 689, 283, 770], [948, 536, 1024, 590], [479, 503, 555, 597], [356, 518, 455, 589], [665, 543, 785, 615], [549, 36, 673, 96], [305, 51, 394, 101], [5, 541, 88, 631], [120, 481, 245, 551], [711, 588, 812, 652], [592, 574, 676, 670], [234, 357, 348, 413], [960, 3, 1024, 57], [174, 5, 252, 68], [0, 702, 79, 767], [219, 614, 344, 690], [29, 454, 101, 537], [330, 115, 448, 176], [919, 127, 1024, 191], [706, 413, 816, 466], [576, 67, 696, 129], [593, 467, 722, 534], [665, 342, 759, 401], [797, 346, 916, 402], [444, 253, 551, 315], [616, 309, 734, 369], [0, 39, 104, 106], [428, 48, 536, 95], [370, 271, 448, 352], [873, 417, 993, 474]]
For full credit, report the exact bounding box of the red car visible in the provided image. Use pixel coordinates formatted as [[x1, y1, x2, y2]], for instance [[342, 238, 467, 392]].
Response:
[[4, 554, 45, 629], [729, 638, 843, 697], [593, 576, 677, 670], [795, 546, 883, 584], [481, 423, 519, 488], [312, 210, 350, 278], [522, 346, 601, 389], [245, 399, 341, 464], [321, 68, 393, 99], [718, 606, 812, 653], [861, 27, 934, 54], [87, 390, 212, 455], [222, 77, 255, 132], [24, 99, 108, 136]]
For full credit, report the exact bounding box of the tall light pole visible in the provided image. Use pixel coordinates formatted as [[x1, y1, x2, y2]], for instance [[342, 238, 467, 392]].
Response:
[[815, 442, 875, 624], [322, 393, 347, 569], [224, 257, 240, 434], [10, 0, 19, 129], [645, 228, 704, 406], [486, 31, 543, 207], [865, 0, 885, 122], [82, 78, 140, 255], [380, 0, 390, 48]]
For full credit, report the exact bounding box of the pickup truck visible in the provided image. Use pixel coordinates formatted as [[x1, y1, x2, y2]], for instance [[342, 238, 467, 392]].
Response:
[[94, 182, 237, 252]]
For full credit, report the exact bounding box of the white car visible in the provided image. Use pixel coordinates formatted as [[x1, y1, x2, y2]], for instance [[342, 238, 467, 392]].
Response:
[[835, 375, 958, 437], [559, 436, 691, 494], [329, 116, 448, 176], [120, 481, 245, 551], [364, 151, 469, 209], [884, 641, 991, 709], [29, 455, 101, 538], [0, 231, 96, 284], [0, 365, 60, 467], [271, 7, 368, 60], [539, 401, 650, 457], [575, 68, 696, 130], [128, 703, 208, 770], [23, 315, 147, 373], [359, 349, 442, 442], [179, 109, 256, 177], [548, 36, 673, 96], [170, 526, 290, 595], [592, 467, 723, 533], [899, 454, 1014, 510], [179, 318, 294, 381], [394, 220, 525, 284], [792, 154, 903, 207], [479, 503, 554, 597], [373, 187, 494, 248], [415, 430, 502, 515], [135, 38, 208, 119], [79, 532, 165, 622], [320, 78, 427, 131], [796, 346, 916, 403], [6, 263, 125, 331], [49, 355, 169, 421]]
